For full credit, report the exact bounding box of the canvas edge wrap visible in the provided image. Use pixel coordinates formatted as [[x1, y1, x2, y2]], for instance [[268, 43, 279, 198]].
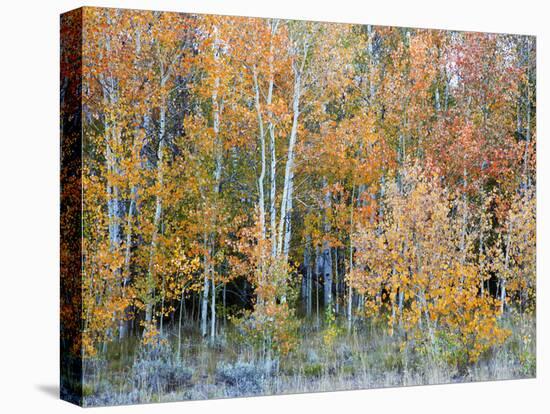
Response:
[[60, 7, 84, 407]]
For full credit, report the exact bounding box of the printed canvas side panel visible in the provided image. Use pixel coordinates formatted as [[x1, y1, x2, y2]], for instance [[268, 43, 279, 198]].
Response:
[[60, 7, 83, 407]]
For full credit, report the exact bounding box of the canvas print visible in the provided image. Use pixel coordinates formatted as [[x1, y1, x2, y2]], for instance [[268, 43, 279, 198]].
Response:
[[60, 7, 536, 407]]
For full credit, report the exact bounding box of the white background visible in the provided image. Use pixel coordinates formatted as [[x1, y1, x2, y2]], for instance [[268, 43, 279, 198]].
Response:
[[0, 0, 547, 412]]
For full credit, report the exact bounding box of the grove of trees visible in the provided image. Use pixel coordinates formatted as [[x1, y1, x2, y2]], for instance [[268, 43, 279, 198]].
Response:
[[61, 7, 536, 405]]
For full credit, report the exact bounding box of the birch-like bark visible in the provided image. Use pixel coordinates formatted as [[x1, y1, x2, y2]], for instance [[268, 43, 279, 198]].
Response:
[[367, 25, 376, 101], [159, 270, 166, 336], [121, 31, 143, 331], [334, 248, 339, 315], [102, 43, 123, 257], [145, 63, 168, 327], [102, 25, 123, 254], [101, 28, 130, 341], [123, 185, 137, 280], [277, 66, 302, 258], [268, 20, 279, 257], [315, 246, 320, 327], [459, 169, 468, 287], [479, 190, 486, 295], [305, 234, 313, 317], [322, 179, 333, 310], [347, 185, 355, 330], [277, 31, 309, 258], [210, 260, 216, 339], [121, 27, 143, 300], [222, 283, 227, 327], [104, 95, 124, 342], [177, 288, 185, 358], [282, 172, 294, 259], [522, 37, 532, 192], [205, 26, 223, 339], [253, 68, 267, 239], [119, 121, 141, 340], [201, 235, 209, 337], [501, 223, 513, 313]]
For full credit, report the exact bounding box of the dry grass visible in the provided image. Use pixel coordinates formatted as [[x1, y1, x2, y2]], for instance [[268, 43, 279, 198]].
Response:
[[82, 312, 535, 406]]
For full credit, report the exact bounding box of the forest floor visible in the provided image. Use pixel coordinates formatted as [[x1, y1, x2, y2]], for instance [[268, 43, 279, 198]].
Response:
[[81, 312, 535, 406]]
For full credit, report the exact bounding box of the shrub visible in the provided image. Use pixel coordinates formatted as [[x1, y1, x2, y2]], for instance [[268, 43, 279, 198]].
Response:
[[83, 389, 141, 407], [132, 342, 193, 395], [303, 363, 324, 378], [235, 301, 300, 358], [322, 307, 342, 349], [335, 344, 354, 367], [216, 361, 269, 396]]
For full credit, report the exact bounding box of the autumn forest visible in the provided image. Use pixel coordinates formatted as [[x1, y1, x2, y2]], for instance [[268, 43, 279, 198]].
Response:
[[60, 7, 536, 406]]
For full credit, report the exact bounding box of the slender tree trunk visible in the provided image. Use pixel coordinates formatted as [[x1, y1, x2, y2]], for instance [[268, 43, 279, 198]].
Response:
[[268, 20, 279, 257], [323, 258, 333, 310], [347, 185, 355, 330], [100, 32, 125, 343], [201, 236, 209, 337], [269, 126, 277, 256], [392, 284, 397, 321], [501, 223, 513, 314], [479, 201, 485, 296], [305, 234, 313, 317], [458, 171, 468, 286], [522, 37, 532, 192], [177, 288, 185, 358], [210, 262, 216, 340], [278, 52, 305, 258], [301, 256, 307, 302], [119, 27, 145, 341], [102, 35, 123, 257], [144, 71, 168, 329], [322, 179, 333, 310], [315, 246, 320, 327], [302, 234, 309, 311], [160, 272, 166, 336], [223, 283, 227, 327], [282, 172, 294, 260], [191, 291, 196, 324], [202, 26, 223, 339], [444, 68, 450, 112], [253, 69, 267, 239], [334, 248, 339, 315], [367, 25, 376, 101], [119, 184, 137, 339], [357, 294, 364, 314]]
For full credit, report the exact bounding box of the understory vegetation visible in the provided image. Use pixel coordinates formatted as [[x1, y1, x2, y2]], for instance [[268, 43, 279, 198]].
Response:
[[82, 311, 535, 406]]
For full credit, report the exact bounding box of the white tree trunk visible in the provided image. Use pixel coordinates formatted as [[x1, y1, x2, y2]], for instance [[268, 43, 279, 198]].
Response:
[[210, 263, 216, 339], [347, 185, 355, 330], [522, 37, 532, 191], [177, 288, 185, 358], [145, 70, 167, 327], [334, 248, 339, 315], [282, 171, 294, 259], [322, 180, 333, 310], [501, 222, 513, 313], [268, 20, 279, 256], [253, 69, 267, 239], [201, 236, 209, 337], [277, 70, 301, 258], [305, 234, 313, 317], [205, 26, 223, 339]]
